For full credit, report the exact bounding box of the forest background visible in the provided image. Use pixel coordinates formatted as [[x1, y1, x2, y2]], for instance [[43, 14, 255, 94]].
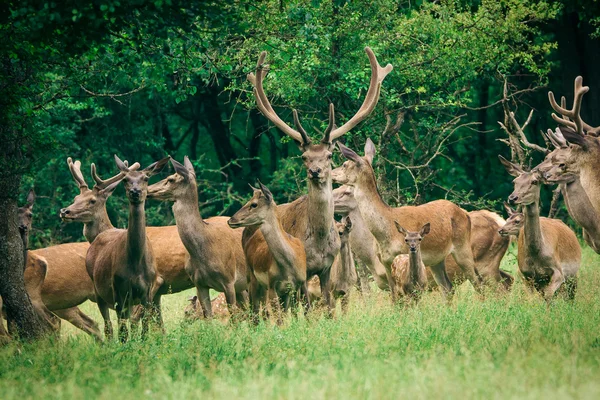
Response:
[[3, 0, 600, 249]]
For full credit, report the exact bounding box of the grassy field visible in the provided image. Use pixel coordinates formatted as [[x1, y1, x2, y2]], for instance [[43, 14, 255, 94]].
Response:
[[2, 245, 600, 399]]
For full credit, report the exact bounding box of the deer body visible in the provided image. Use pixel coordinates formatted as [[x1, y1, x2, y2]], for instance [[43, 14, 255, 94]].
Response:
[[229, 183, 307, 320], [148, 157, 248, 318], [500, 156, 580, 300], [329, 217, 357, 311], [86, 156, 168, 341], [391, 223, 429, 300]]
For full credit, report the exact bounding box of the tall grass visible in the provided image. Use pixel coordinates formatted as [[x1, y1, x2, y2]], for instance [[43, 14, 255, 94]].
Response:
[[2, 246, 600, 399]]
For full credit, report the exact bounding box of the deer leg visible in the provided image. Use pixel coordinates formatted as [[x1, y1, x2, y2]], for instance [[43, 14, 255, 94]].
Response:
[[319, 270, 334, 315], [197, 287, 213, 319], [54, 307, 103, 342], [429, 261, 453, 299], [96, 297, 113, 340], [235, 290, 250, 313], [151, 294, 164, 332], [224, 283, 238, 320], [300, 281, 311, 314], [450, 244, 482, 291], [544, 269, 565, 302]]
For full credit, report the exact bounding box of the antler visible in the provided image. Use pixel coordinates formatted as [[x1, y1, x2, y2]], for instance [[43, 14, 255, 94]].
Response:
[[67, 157, 89, 191], [247, 52, 309, 145], [90, 161, 140, 190], [325, 47, 393, 143], [248, 47, 393, 146], [548, 76, 600, 137]]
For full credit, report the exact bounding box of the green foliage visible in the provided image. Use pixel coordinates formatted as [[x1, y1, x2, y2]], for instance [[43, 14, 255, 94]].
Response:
[[2, 247, 600, 398]]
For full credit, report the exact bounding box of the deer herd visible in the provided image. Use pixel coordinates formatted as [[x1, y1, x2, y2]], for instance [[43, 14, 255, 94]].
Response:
[[1, 48, 598, 342]]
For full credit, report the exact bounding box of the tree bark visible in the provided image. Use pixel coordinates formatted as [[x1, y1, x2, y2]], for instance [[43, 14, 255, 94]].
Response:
[[0, 173, 51, 341]]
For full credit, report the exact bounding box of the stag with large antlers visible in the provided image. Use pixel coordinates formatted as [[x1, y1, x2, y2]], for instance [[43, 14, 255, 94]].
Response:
[[86, 155, 169, 341], [244, 47, 392, 310], [500, 156, 580, 300], [147, 157, 248, 318], [332, 139, 482, 300]]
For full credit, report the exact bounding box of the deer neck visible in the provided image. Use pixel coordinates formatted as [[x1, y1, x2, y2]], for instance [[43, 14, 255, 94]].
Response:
[[409, 249, 423, 283], [84, 209, 114, 243], [126, 201, 147, 267], [259, 211, 296, 272], [307, 177, 335, 239], [171, 188, 208, 259], [352, 175, 394, 246], [577, 165, 600, 214], [562, 178, 600, 236], [522, 201, 545, 255], [20, 231, 28, 271], [339, 239, 355, 279]]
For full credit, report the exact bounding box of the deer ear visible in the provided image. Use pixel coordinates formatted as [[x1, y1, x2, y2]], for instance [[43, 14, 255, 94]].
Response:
[[503, 201, 516, 217], [26, 189, 35, 208], [498, 155, 523, 177], [114, 155, 129, 172], [561, 127, 589, 150], [337, 142, 363, 164], [99, 179, 122, 198], [183, 156, 196, 176], [170, 158, 191, 181], [144, 156, 170, 177], [420, 222, 430, 236], [364, 138, 376, 165], [257, 180, 273, 203], [394, 221, 407, 235]]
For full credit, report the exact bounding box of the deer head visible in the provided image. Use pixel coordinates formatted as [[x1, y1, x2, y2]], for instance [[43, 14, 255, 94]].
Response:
[[332, 185, 358, 215], [60, 157, 140, 222], [498, 203, 524, 237], [115, 155, 169, 205], [18, 189, 35, 238], [335, 216, 353, 244], [248, 48, 391, 184], [394, 222, 430, 253], [228, 181, 275, 229], [331, 138, 377, 187], [537, 127, 587, 184], [499, 155, 542, 206], [147, 156, 197, 202]]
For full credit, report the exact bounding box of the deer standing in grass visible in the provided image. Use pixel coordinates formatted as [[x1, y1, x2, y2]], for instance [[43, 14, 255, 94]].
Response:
[[60, 157, 191, 337], [86, 155, 168, 341], [391, 223, 430, 300], [499, 156, 580, 300], [147, 157, 248, 318], [243, 47, 392, 311], [535, 76, 600, 253], [329, 216, 358, 312], [332, 139, 481, 300], [228, 182, 307, 322]]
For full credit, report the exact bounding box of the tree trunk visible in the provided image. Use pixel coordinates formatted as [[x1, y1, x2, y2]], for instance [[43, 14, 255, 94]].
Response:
[[0, 173, 51, 341]]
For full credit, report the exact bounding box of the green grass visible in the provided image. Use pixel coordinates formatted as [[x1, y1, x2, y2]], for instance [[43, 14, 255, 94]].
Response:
[[2, 246, 600, 399]]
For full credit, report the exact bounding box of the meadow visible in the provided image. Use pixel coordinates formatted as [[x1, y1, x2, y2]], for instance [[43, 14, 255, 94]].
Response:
[[2, 245, 600, 400]]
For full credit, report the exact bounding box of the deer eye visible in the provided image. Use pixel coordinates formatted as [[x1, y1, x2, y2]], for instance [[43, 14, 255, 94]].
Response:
[[327, 154, 332, 160], [90, 199, 96, 204], [168, 178, 175, 183], [302, 156, 307, 161], [405, 239, 408, 243], [559, 163, 566, 168], [251, 203, 258, 209], [419, 238, 422, 241]]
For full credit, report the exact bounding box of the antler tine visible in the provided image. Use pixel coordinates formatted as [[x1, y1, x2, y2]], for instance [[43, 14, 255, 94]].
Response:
[[548, 76, 589, 136], [291, 109, 311, 145], [67, 157, 89, 191], [247, 51, 306, 145], [322, 103, 337, 143], [327, 47, 393, 143], [91, 161, 140, 189]]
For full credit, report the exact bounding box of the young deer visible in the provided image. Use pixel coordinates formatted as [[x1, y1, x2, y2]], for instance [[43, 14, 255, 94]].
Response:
[[243, 47, 392, 311], [333, 186, 389, 290], [498, 203, 525, 237], [229, 181, 307, 322], [391, 223, 430, 299], [147, 157, 248, 318], [329, 216, 358, 312], [86, 155, 169, 341], [333, 139, 481, 300], [499, 156, 580, 300]]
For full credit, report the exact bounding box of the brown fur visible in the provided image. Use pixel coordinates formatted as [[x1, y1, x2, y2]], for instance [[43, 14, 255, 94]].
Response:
[[333, 140, 481, 300], [329, 217, 358, 311]]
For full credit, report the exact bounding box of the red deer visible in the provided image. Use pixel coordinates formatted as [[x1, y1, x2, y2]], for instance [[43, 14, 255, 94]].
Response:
[[243, 47, 392, 311], [329, 216, 358, 312], [86, 155, 169, 341], [500, 156, 580, 300], [229, 181, 307, 322], [391, 223, 430, 300], [147, 157, 248, 318]]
